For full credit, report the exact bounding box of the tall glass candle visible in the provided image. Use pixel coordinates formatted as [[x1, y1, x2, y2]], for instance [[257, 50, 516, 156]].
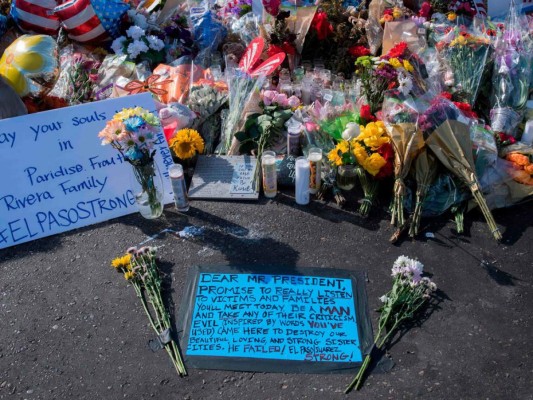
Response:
[[169, 164, 189, 212], [295, 156, 310, 205], [308, 147, 322, 194], [261, 151, 277, 198]]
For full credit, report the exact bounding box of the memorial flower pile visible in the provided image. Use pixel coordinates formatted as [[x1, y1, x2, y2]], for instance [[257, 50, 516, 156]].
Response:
[[345, 255, 437, 392], [111, 246, 187, 377], [1, 0, 532, 241]]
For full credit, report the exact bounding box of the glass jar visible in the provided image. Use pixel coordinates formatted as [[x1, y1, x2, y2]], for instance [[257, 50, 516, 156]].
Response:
[[130, 160, 164, 219], [336, 165, 357, 191]]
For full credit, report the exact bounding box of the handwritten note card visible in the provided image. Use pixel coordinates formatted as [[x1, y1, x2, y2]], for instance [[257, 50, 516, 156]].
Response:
[[0, 93, 174, 249], [188, 156, 259, 200], [184, 271, 363, 366], [230, 162, 256, 194]]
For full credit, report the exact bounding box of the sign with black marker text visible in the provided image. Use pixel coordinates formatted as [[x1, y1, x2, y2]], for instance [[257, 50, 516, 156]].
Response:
[[0, 93, 173, 249], [179, 266, 373, 373]]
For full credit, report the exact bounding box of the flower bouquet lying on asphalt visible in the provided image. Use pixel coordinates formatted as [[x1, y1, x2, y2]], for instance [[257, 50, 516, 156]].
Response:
[[345, 255, 437, 392], [111, 246, 187, 377]]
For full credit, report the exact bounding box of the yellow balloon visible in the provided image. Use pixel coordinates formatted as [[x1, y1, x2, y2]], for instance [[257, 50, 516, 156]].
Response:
[[0, 35, 58, 97]]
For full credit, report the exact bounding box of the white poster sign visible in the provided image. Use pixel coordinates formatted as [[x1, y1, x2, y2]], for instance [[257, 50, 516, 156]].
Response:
[[0, 93, 174, 249]]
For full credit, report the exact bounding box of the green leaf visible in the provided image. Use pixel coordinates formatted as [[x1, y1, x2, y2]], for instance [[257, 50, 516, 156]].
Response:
[[234, 131, 248, 142], [249, 125, 261, 139], [239, 140, 257, 154]]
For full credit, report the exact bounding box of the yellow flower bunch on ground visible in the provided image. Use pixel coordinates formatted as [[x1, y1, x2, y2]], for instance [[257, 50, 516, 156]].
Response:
[[111, 254, 131, 270], [169, 128, 205, 159]]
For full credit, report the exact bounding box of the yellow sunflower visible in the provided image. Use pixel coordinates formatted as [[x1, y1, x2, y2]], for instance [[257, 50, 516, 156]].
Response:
[[111, 254, 132, 270], [169, 128, 205, 160], [0, 35, 58, 96]]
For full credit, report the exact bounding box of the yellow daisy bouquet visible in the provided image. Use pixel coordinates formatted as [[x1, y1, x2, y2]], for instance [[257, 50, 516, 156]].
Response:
[[111, 246, 187, 377]]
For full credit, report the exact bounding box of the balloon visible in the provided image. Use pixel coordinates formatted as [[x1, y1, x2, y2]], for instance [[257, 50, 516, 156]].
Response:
[[10, 0, 60, 35], [54, 0, 130, 43], [0, 35, 59, 97]]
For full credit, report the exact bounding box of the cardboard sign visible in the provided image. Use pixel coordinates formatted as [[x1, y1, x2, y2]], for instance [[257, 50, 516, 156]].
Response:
[[179, 265, 372, 373], [188, 155, 259, 200], [0, 93, 174, 249]]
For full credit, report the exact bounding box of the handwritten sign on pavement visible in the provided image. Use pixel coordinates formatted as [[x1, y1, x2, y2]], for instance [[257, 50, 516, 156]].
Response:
[[0, 93, 174, 249], [179, 266, 372, 373]]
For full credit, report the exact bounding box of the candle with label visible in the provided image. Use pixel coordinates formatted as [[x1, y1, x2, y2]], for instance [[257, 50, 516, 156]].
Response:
[[308, 147, 322, 194], [169, 164, 189, 212], [295, 156, 310, 205], [261, 151, 277, 198]]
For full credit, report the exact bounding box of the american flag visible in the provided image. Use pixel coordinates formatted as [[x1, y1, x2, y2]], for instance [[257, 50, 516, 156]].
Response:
[[54, 0, 129, 43], [10, 0, 60, 35]]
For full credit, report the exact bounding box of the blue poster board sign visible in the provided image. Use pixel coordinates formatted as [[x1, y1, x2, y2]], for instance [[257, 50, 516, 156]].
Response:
[[179, 266, 372, 373]]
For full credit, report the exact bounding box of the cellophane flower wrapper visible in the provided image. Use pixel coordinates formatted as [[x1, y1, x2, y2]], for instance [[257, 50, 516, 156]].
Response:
[[228, 12, 260, 46], [419, 96, 502, 240], [50, 45, 101, 105], [188, 0, 227, 67], [264, 2, 317, 55], [436, 26, 491, 105], [490, 1, 532, 136], [310, 100, 359, 142], [382, 19, 426, 55], [92, 55, 138, 101], [216, 69, 265, 154], [382, 91, 424, 227], [152, 57, 209, 104], [188, 83, 229, 154]]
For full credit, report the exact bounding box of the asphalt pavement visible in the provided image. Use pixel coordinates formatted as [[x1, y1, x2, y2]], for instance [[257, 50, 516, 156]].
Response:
[[1, 194, 532, 400]]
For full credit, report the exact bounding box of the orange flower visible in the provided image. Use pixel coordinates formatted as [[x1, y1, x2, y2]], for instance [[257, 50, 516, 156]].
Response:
[[506, 153, 530, 166]]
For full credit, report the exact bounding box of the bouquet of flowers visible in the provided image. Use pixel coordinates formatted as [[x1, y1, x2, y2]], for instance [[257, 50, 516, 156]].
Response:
[[187, 84, 228, 154], [419, 96, 502, 240], [345, 255, 437, 392], [234, 90, 295, 156], [382, 92, 424, 228], [301, 0, 368, 76], [436, 27, 491, 105], [490, 0, 532, 137], [111, 25, 166, 67], [354, 42, 420, 116], [352, 121, 394, 216], [50, 47, 101, 106], [111, 246, 187, 377], [98, 107, 163, 218]]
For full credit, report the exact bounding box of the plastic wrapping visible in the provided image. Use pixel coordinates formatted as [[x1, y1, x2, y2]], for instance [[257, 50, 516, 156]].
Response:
[[229, 12, 260, 45], [489, 0, 532, 136], [435, 26, 491, 105], [92, 55, 138, 101], [49, 45, 101, 105], [188, 1, 227, 67]]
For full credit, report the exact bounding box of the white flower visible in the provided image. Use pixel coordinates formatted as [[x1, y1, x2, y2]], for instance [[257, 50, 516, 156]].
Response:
[[342, 122, 360, 140], [111, 36, 126, 55], [127, 10, 148, 30], [126, 25, 145, 40], [127, 40, 149, 59], [147, 35, 165, 51], [397, 71, 413, 96]]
